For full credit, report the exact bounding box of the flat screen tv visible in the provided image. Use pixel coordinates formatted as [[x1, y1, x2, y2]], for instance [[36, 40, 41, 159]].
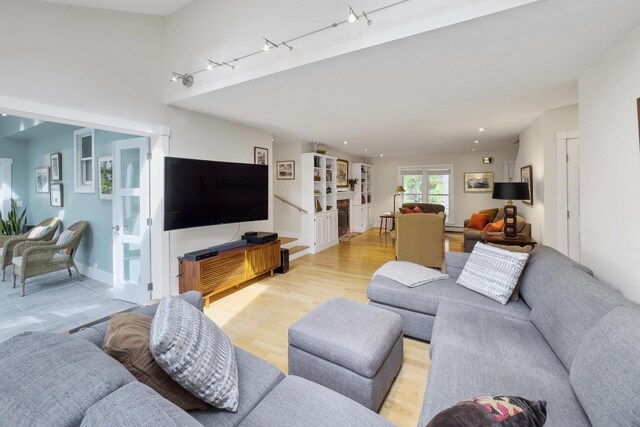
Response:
[[164, 157, 268, 231]]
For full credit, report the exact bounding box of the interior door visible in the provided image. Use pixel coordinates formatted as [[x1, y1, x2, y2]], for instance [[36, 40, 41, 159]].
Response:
[[113, 137, 151, 304], [566, 138, 581, 261]]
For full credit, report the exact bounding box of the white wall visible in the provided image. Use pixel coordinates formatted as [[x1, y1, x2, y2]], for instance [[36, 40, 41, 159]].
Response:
[[371, 148, 518, 227], [0, 0, 167, 126], [579, 24, 640, 303], [273, 142, 303, 236], [0, 0, 275, 297], [515, 106, 578, 243]]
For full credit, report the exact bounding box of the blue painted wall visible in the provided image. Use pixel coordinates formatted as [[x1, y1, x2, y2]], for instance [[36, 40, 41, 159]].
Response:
[[24, 123, 136, 275]]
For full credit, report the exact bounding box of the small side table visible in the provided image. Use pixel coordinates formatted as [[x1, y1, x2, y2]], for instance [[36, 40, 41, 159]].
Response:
[[379, 213, 395, 234], [480, 232, 537, 248]]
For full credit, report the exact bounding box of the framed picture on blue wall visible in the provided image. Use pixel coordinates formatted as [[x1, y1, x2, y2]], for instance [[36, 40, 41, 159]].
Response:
[[50, 153, 62, 181], [35, 167, 50, 193], [50, 184, 63, 207]]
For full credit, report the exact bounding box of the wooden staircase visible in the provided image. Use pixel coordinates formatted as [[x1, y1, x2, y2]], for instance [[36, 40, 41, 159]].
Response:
[[279, 236, 309, 261]]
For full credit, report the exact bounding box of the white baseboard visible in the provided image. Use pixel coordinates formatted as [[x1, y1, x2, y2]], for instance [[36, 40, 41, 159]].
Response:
[[76, 262, 113, 286], [445, 225, 464, 232]]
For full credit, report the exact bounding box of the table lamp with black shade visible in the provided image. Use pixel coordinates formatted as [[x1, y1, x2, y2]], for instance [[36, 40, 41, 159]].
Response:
[[492, 182, 530, 238]]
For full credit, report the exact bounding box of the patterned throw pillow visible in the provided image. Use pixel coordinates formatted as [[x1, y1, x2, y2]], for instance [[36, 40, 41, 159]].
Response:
[[27, 226, 50, 239], [457, 242, 529, 305], [486, 244, 533, 302], [150, 296, 239, 412], [56, 230, 76, 255], [427, 395, 547, 426]]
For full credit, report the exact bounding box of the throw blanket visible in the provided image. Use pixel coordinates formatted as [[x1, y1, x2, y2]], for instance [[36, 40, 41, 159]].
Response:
[[374, 261, 448, 288]]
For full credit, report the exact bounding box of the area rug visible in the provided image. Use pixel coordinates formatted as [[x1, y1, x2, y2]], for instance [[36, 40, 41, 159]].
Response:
[[339, 232, 361, 243]]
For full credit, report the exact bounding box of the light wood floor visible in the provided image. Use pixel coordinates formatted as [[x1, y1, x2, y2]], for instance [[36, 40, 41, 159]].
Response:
[[205, 230, 464, 427]]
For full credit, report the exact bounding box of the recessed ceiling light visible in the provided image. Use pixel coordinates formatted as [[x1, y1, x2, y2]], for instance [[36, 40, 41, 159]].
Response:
[[343, 141, 348, 144], [0, 113, 6, 117], [478, 128, 485, 132], [474, 140, 479, 144], [472, 148, 476, 151], [380, 154, 384, 157], [364, 148, 368, 152]]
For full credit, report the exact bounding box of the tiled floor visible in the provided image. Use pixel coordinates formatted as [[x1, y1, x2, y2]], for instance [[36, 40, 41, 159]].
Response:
[[0, 270, 135, 343]]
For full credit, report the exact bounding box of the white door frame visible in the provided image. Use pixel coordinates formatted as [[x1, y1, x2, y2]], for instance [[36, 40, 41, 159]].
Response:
[[0, 95, 170, 300], [555, 131, 580, 258], [0, 158, 13, 216]]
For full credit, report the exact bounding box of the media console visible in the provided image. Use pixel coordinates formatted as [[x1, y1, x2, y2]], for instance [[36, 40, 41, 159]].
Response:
[[179, 239, 281, 307]]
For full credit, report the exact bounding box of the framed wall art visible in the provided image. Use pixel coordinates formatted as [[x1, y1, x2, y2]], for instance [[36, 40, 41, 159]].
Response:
[[35, 167, 50, 193], [463, 172, 493, 193], [336, 159, 349, 188], [98, 156, 113, 200], [50, 153, 62, 181], [254, 147, 268, 165], [521, 165, 533, 205], [276, 160, 295, 180], [50, 183, 63, 207]]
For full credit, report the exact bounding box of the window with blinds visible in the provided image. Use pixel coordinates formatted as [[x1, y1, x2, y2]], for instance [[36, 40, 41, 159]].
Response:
[[399, 165, 453, 223]]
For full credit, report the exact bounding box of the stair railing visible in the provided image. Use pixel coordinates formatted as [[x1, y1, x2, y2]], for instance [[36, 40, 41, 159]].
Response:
[[274, 195, 308, 214]]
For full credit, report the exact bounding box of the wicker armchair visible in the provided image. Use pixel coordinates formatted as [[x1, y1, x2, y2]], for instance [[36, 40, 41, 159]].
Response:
[[395, 212, 446, 270], [12, 221, 88, 297], [1, 217, 61, 281]]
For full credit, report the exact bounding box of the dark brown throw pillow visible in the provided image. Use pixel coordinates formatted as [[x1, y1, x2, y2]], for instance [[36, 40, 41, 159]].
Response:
[[102, 313, 208, 411], [487, 244, 533, 301], [427, 395, 547, 427]]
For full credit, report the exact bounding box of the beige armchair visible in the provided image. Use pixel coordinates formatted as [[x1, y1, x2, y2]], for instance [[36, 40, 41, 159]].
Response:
[[395, 212, 446, 270], [1, 217, 61, 281], [12, 221, 88, 296]]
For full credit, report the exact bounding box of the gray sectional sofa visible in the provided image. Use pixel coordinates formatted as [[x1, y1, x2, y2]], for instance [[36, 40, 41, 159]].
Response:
[[0, 291, 393, 427], [368, 245, 640, 426]]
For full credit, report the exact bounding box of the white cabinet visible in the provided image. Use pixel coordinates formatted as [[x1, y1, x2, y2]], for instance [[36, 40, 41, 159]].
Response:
[[350, 163, 374, 232], [303, 211, 339, 254], [301, 153, 339, 254]]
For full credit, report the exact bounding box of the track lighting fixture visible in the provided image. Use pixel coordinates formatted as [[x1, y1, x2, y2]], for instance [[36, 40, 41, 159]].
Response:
[[171, 0, 410, 88], [348, 5, 359, 23], [282, 41, 293, 51], [169, 72, 194, 87], [263, 38, 278, 52]]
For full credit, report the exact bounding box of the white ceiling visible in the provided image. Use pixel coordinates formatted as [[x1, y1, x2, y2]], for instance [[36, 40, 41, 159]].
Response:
[[35, 0, 194, 15], [172, 0, 640, 156]]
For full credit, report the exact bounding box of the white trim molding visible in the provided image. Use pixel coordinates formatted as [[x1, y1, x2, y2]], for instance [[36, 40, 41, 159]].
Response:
[[0, 158, 13, 216], [76, 261, 114, 287]]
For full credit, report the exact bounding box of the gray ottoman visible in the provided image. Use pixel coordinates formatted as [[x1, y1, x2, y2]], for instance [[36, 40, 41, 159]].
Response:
[[288, 298, 403, 411]]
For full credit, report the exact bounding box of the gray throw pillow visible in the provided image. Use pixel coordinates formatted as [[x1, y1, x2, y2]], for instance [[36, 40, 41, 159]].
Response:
[[457, 242, 529, 305], [150, 295, 239, 412]]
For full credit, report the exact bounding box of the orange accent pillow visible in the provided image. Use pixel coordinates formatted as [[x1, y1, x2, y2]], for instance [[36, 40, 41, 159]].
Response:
[[483, 219, 505, 232], [412, 206, 424, 213], [467, 213, 489, 230], [400, 207, 412, 214]]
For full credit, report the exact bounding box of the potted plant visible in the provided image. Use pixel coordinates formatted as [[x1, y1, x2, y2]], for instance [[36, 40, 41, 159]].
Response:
[[0, 199, 27, 235], [348, 178, 359, 191]]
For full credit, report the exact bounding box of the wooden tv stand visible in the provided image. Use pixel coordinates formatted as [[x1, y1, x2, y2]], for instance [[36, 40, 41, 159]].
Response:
[[179, 240, 281, 307]]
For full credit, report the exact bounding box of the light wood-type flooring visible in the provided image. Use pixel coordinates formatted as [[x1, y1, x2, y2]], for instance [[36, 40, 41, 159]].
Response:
[[205, 230, 464, 427]]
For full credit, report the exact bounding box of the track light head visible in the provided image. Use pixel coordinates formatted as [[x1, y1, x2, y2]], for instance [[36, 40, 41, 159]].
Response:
[[206, 62, 214, 71], [181, 74, 194, 87], [263, 38, 278, 52], [348, 5, 358, 23], [170, 73, 178, 82], [263, 41, 270, 52]]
